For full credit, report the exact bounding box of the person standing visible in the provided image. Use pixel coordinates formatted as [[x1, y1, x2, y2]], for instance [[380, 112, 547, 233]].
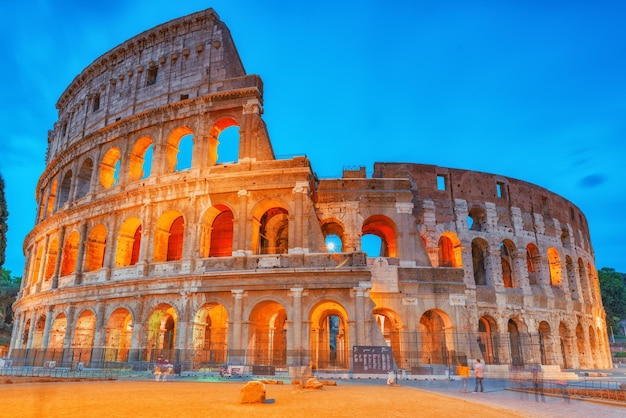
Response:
[[458, 363, 470, 393], [473, 359, 484, 393]]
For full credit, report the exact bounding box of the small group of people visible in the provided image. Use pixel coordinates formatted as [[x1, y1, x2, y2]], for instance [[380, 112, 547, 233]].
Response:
[[457, 358, 484, 393], [154, 356, 174, 381]]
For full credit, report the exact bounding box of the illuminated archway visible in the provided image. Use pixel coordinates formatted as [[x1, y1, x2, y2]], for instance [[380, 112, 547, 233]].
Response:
[[548, 247, 562, 286], [209, 118, 240, 165], [146, 304, 178, 361], [154, 210, 185, 262], [73, 310, 96, 366], [165, 126, 194, 173], [248, 301, 287, 367], [362, 215, 397, 257], [61, 230, 80, 276], [128, 136, 154, 181], [419, 309, 453, 366], [49, 313, 67, 350], [192, 304, 229, 366], [44, 237, 59, 281], [321, 218, 345, 253], [251, 200, 289, 255], [478, 316, 499, 364], [105, 308, 133, 362], [310, 301, 350, 370], [84, 224, 107, 272], [438, 232, 462, 267], [199, 205, 234, 258], [373, 308, 404, 368], [100, 147, 121, 188], [75, 158, 93, 199], [115, 217, 142, 267]]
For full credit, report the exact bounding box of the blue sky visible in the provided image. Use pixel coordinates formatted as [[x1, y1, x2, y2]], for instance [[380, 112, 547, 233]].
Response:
[[1, 1, 625, 275]]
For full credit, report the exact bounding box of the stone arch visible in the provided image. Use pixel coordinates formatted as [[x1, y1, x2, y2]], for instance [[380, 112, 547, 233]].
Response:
[[248, 300, 288, 367], [75, 157, 94, 199], [468, 205, 486, 231], [84, 224, 107, 272], [199, 204, 234, 258], [154, 210, 185, 262], [115, 217, 142, 267], [508, 318, 525, 368], [538, 321, 555, 365], [45, 179, 57, 219], [73, 309, 96, 366], [500, 240, 516, 288], [44, 236, 59, 281], [209, 117, 240, 165], [128, 136, 154, 181], [31, 243, 44, 286], [58, 170, 73, 207], [373, 307, 404, 368], [61, 230, 80, 276], [437, 231, 462, 268], [471, 238, 490, 286], [526, 243, 541, 286], [31, 314, 46, 349], [321, 218, 346, 253], [362, 215, 398, 258], [478, 315, 499, 364], [251, 199, 289, 255], [145, 303, 178, 361], [105, 307, 134, 362], [548, 247, 562, 286], [309, 300, 350, 370], [165, 126, 194, 173], [49, 312, 67, 350], [100, 147, 121, 188], [192, 303, 229, 366], [419, 309, 453, 366]]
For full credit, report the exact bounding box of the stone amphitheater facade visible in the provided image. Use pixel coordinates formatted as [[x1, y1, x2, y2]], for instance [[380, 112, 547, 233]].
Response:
[[10, 9, 611, 374]]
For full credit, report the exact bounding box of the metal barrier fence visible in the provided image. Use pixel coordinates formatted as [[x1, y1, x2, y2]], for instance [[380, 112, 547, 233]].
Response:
[[0, 366, 120, 380], [510, 378, 626, 403]]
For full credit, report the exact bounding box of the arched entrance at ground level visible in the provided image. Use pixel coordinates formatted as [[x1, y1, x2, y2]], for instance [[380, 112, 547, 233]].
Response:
[[310, 301, 350, 371], [576, 323, 588, 369], [508, 319, 524, 368], [31, 315, 46, 349], [478, 316, 499, 365], [248, 301, 287, 367], [419, 310, 453, 366], [145, 304, 177, 362], [192, 304, 229, 367], [559, 322, 574, 369], [73, 310, 96, 366], [105, 308, 133, 362], [49, 313, 67, 349], [373, 308, 404, 369], [538, 321, 556, 365]]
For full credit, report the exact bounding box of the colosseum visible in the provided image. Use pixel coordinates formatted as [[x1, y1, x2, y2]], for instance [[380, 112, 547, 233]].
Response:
[[9, 8, 611, 376]]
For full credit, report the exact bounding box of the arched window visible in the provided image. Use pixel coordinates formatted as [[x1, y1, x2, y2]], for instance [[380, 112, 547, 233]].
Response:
[[165, 126, 194, 173], [322, 219, 345, 253], [115, 218, 142, 267], [361, 215, 397, 257], [471, 239, 489, 286], [259, 208, 289, 254], [167, 217, 185, 261], [500, 240, 515, 288], [100, 147, 121, 188], [75, 158, 93, 199], [58, 170, 73, 208], [174, 134, 194, 171], [438, 232, 462, 267], [526, 244, 540, 286], [128, 137, 154, 181], [209, 118, 240, 165], [154, 211, 185, 262], [61, 230, 80, 276], [44, 237, 59, 280], [209, 209, 234, 257], [548, 247, 562, 286], [84, 224, 107, 272]]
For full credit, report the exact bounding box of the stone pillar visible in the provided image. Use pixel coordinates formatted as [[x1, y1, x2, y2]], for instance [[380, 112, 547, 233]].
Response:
[[25, 310, 38, 349], [74, 223, 88, 285], [176, 292, 192, 351], [129, 297, 145, 361], [290, 182, 309, 253], [231, 290, 244, 364], [137, 204, 153, 276], [290, 288, 304, 349], [41, 305, 55, 349], [396, 202, 416, 267], [36, 234, 50, 290], [234, 190, 249, 256], [52, 226, 66, 289], [354, 287, 365, 346]]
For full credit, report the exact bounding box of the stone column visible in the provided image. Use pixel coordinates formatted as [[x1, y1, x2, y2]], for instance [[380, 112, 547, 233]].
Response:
[[290, 288, 304, 350], [62, 305, 76, 367], [137, 204, 153, 276], [25, 310, 38, 349], [36, 234, 50, 290], [176, 292, 192, 351], [231, 290, 244, 364], [290, 183, 308, 253], [396, 202, 416, 266], [129, 297, 145, 361], [354, 287, 365, 346], [41, 305, 55, 349], [52, 226, 66, 289], [234, 190, 248, 256], [74, 223, 88, 285]]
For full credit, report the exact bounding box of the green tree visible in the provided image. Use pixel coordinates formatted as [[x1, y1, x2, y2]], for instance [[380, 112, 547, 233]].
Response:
[[599, 267, 626, 332], [0, 173, 7, 269]]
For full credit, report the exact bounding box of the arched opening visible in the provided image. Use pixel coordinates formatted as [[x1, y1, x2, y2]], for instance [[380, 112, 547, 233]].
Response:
[[419, 310, 453, 366], [478, 316, 499, 365], [468, 206, 486, 231], [75, 158, 93, 199], [374, 309, 404, 368], [438, 232, 462, 267], [49, 313, 67, 351], [84, 224, 107, 272], [257, 207, 289, 255], [73, 310, 96, 366], [209, 209, 234, 257], [174, 133, 194, 171], [248, 301, 287, 368], [44, 237, 59, 281], [321, 219, 345, 253], [105, 308, 133, 362], [31, 315, 46, 349], [310, 301, 350, 370], [471, 238, 489, 286], [361, 234, 382, 257], [128, 136, 154, 181], [61, 230, 80, 276], [192, 304, 229, 367], [209, 118, 239, 165], [216, 125, 240, 164], [508, 319, 524, 368], [500, 240, 515, 288], [115, 218, 142, 267], [538, 321, 554, 365], [153, 211, 185, 262], [146, 304, 178, 362], [526, 244, 540, 286], [165, 126, 194, 173], [100, 147, 121, 188], [58, 170, 73, 207], [548, 247, 562, 286], [361, 215, 397, 257]]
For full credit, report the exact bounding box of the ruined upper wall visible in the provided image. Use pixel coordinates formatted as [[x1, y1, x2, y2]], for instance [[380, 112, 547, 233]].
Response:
[[373, 162, 592, 250], [48, 8, 255, 163]]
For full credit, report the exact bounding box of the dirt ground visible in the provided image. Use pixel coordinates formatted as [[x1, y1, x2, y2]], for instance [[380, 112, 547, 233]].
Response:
[[0, 378, 525, 418]]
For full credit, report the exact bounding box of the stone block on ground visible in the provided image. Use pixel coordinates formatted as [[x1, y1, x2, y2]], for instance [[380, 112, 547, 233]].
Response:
[[240, 381, 266, 404], [302, 377, 324, 389]]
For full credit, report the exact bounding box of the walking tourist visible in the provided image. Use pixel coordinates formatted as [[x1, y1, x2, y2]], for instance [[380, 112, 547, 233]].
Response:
[[473, 359, 484, 393]]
